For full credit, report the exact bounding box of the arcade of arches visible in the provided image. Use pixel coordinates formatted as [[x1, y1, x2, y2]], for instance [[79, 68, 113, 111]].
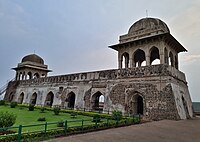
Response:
[[119, 47, 178, 69]]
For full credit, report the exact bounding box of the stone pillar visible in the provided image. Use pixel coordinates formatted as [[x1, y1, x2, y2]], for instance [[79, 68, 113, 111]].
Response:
[[146, 56, 150, 66], [146, 49, 150, 66], [118, 59, 122, 69], [125, 57, 129, 68], [130, 58, 133, 68], [15, 72, 18, 80], [118, 52, 122, 69], [160, 54, 165, 64]]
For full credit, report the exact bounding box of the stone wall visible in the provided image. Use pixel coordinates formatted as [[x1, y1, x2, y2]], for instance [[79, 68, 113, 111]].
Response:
[[4, 64, 193, 120]]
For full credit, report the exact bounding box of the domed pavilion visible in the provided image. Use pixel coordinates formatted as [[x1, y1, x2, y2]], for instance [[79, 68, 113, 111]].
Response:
[[110, 17, 187, 70], [12, 54, 51, 80]]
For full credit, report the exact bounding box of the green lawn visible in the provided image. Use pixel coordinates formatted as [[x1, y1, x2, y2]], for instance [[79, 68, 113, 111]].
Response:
[[0, 105, 95, 132]]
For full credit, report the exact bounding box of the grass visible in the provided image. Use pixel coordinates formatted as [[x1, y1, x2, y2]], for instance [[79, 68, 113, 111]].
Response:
[[0, 105, 96, 132]]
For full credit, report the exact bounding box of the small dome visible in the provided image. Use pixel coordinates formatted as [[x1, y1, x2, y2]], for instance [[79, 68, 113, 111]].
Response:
[[128, 17, 170, 34], [21, 54, 44, 64]]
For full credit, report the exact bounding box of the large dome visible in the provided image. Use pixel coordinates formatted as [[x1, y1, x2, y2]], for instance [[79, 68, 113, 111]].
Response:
[[21, 54, 44, 64], [128, 17, 170, 34]]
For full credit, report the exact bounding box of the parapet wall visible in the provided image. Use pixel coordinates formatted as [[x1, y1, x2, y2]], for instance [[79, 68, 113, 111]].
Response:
[[18, 64, 186, 86]]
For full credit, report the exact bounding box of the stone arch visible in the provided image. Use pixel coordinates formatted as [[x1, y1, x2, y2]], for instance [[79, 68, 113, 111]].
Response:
[[65, 92, 76, 109], [30, 92, 37, 105], [133, 49, 146, 67], [33, 73, 40, 79], [18, 92, 24, 104], [91, 91, 104, 111], [121, 52, 129, 68], [150, 46, 160, 65], [45, 91, 54, 107], [9, 92, 14, 102], [169, 51, 174, 67], [164, 47, 168, 64], [126, 90, 144, 115]]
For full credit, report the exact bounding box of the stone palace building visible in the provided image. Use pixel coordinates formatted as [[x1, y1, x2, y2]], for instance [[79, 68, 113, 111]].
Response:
[[4, 17, 193, 120]]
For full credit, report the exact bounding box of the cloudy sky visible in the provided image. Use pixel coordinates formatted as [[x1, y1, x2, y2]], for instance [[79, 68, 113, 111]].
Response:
[[0, 0, 200, 101]]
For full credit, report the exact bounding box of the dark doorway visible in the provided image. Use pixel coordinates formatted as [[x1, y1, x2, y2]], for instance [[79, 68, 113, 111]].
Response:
[[45, 92, 54, 107], [18, 92, 24, 104], [137, 96, 143, 115], [66, 92, 76, 109], [31, 92, 37, 105]]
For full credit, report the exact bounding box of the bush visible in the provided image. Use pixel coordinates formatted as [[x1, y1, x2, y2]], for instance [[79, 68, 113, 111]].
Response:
[[112, 110, 122, 120], [57, 121, 64, 127], [28, 104, 35, 111], [53, 107, 60, 115], [10, 102, 18, 108], [37, 117, 46, 121], [92, 114, 101, 122], [71, 112, 77, 118], [0, 100, 5, 105], [40, 107, 45, 113], [0, 111, 16, 128]]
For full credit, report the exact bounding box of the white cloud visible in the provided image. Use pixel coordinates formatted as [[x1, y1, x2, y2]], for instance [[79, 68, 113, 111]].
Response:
[[182, 54, 200, 62]]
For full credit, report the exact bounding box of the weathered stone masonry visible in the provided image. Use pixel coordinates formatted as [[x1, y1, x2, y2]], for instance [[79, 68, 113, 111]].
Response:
[[5, 65, 193, 120]]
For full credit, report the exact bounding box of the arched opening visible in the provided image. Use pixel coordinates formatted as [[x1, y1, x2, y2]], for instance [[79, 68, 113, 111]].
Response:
[[18, 92, 24, 104], [45, 92, 54, 107], [33, 73, 40, 79], [169, 52, 174, 67], [150, 47, 160, 65], [91, 91, 104, 111], [30, 92, 37, 105], [27, 72, 32, 79], [137, 96, 143, 115], [164, 48, 168, 64], [175, 55, 178, 69], [65, 92, 76, 109], [121, 52, 129, 68], [133, 49, 146, 67], [182, 96, 190, 119], [9, 92, 14, 102], [128, 94, 144, 115]]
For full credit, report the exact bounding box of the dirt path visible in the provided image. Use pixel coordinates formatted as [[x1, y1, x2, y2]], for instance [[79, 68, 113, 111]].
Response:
[[45, 117, 200, 142]]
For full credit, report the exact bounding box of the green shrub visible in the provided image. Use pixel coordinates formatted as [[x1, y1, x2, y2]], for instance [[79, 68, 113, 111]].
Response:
[[37, 117, 46, 121], [112, 110, 122, 120], [28, 104, 35, 111], [57, 121, 64, 127], [92, 114, 101, 122], [0, 100, 5, 105], [53, 107, 60, 115], [0, 111, 16, 128], [71, 112, 77, 118], [40, 107, 45, 113], [10, 102, 18, 108]]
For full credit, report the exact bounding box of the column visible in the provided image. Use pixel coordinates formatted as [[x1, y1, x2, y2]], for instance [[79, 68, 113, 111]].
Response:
[[160, 54, 165, 64], [130, 58, 133, 68]]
